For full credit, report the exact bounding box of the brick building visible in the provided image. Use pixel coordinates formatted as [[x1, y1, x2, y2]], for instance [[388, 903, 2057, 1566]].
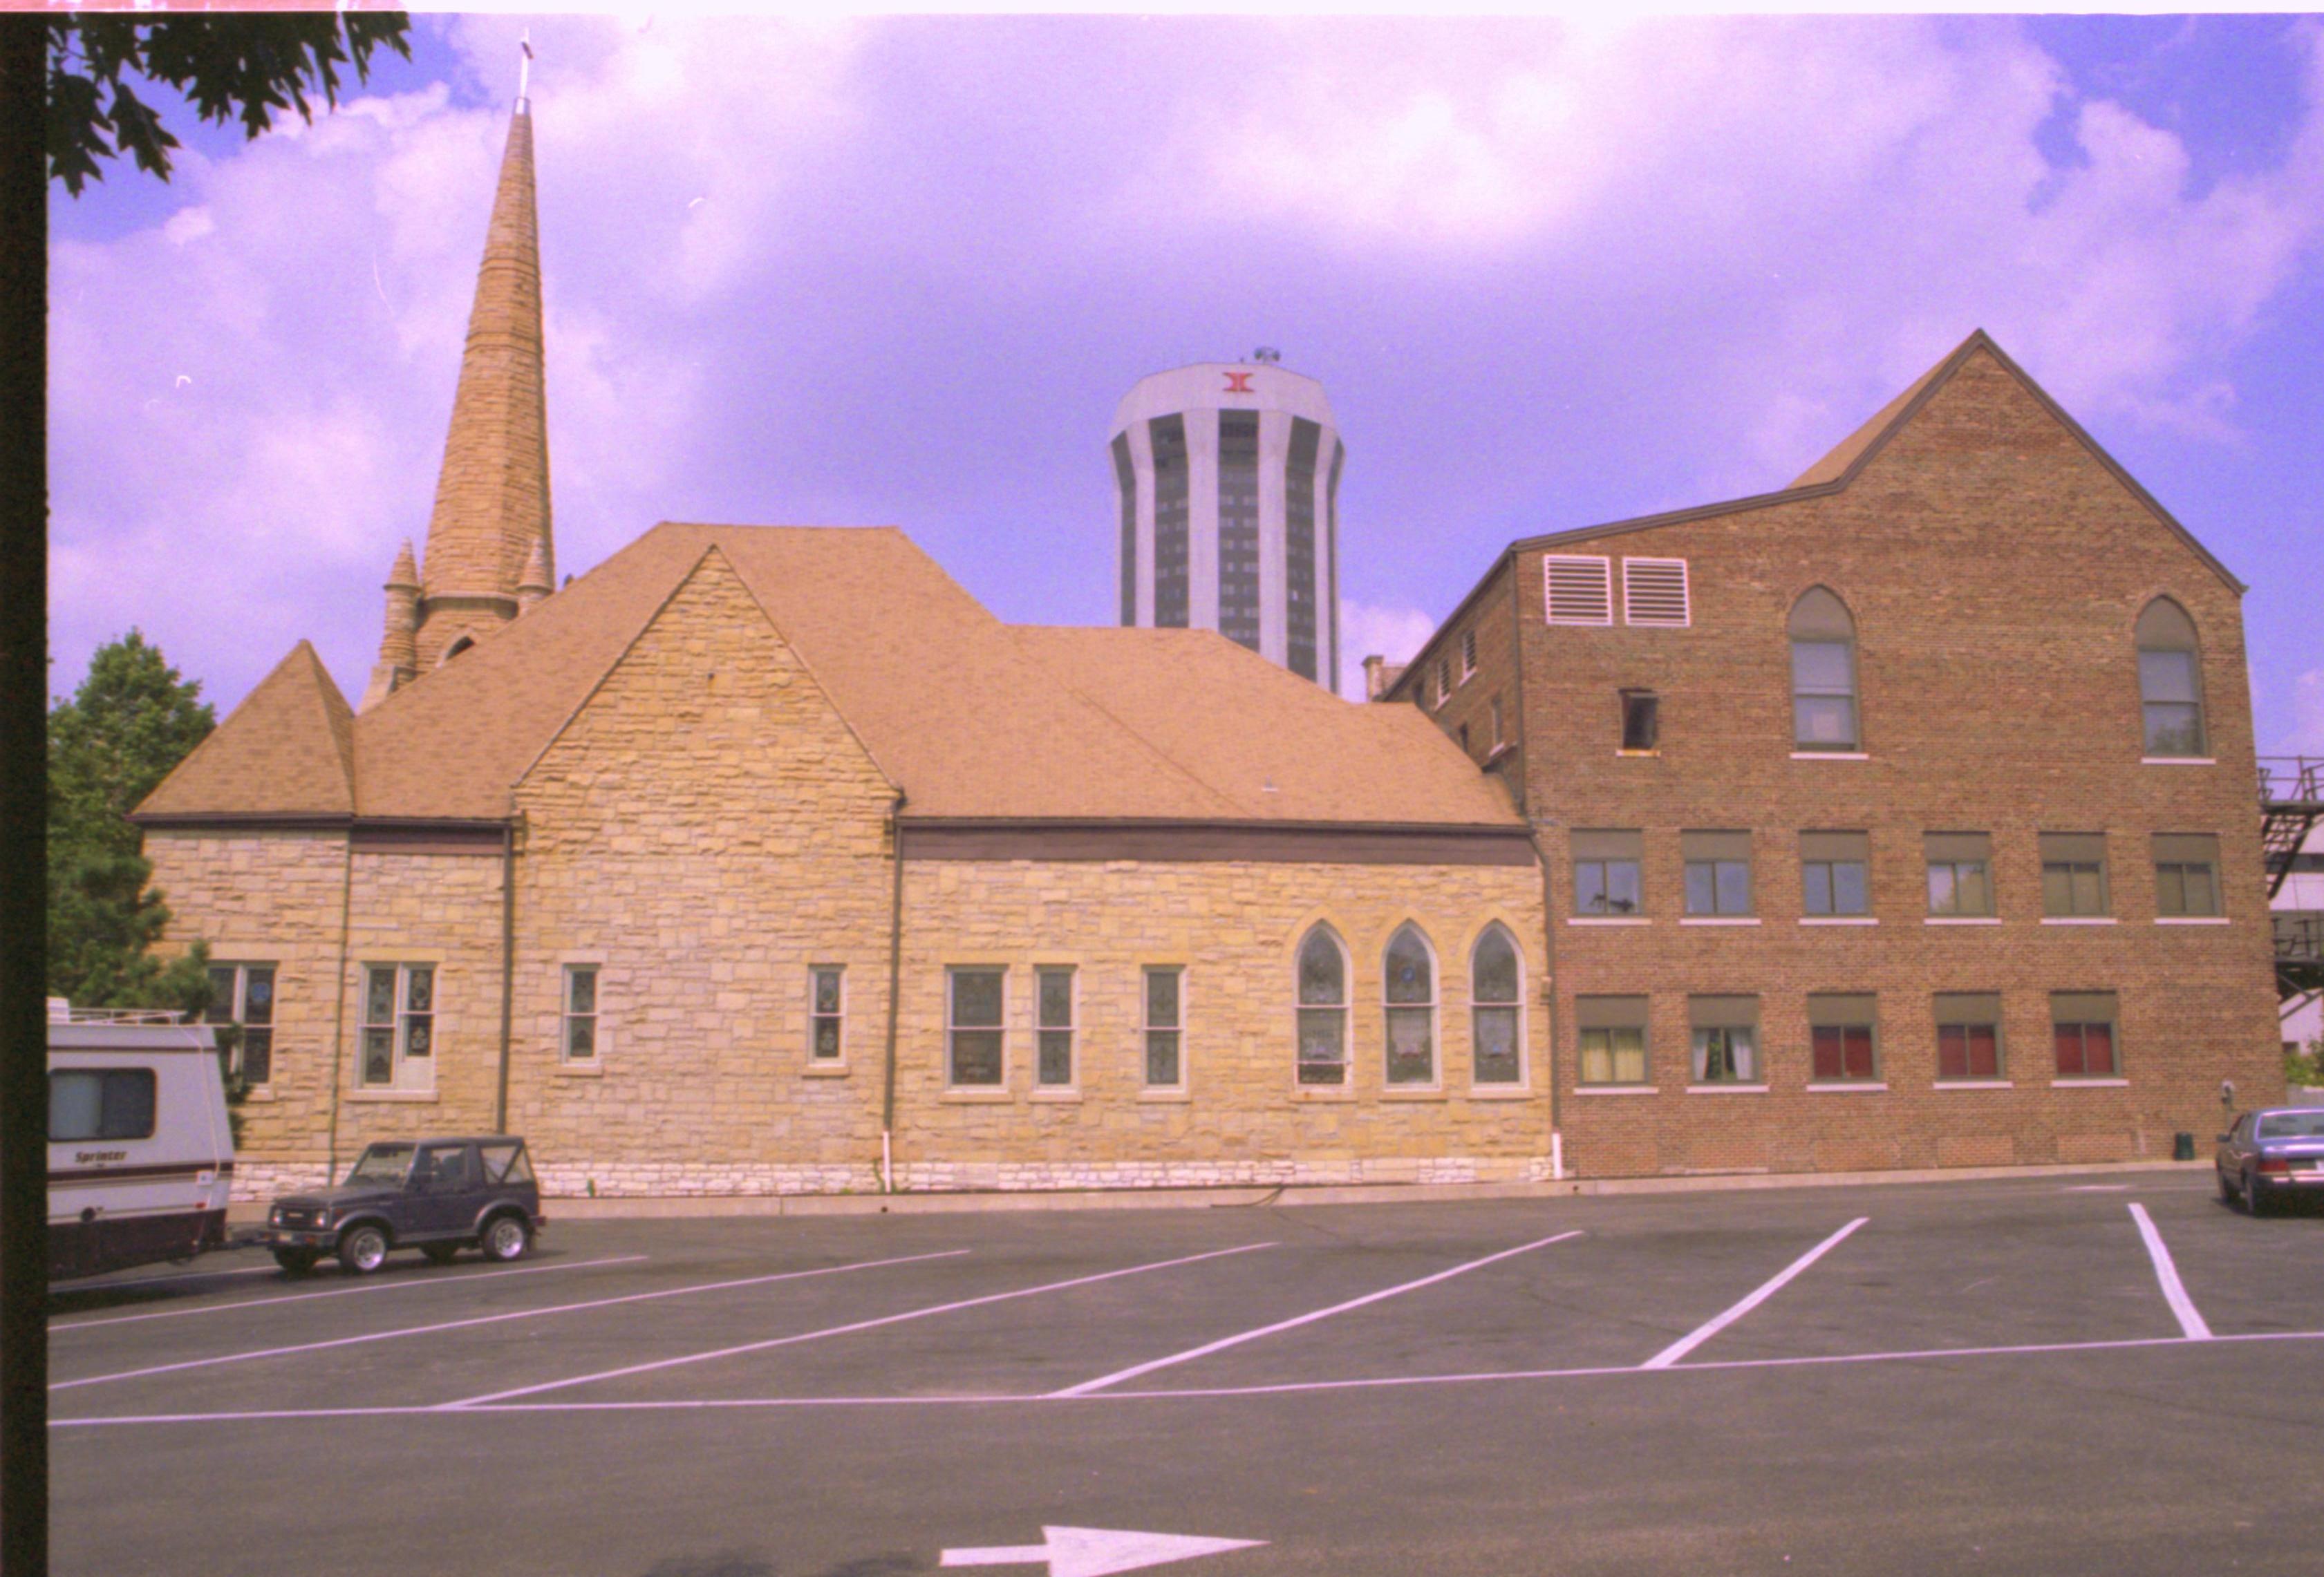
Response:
[[1389, 332, 2281, 1175], [133, 96, 2281, 1200]]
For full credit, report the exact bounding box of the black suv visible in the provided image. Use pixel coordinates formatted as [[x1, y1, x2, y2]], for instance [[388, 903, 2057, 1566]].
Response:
[[263, 1136, 546, 1275]]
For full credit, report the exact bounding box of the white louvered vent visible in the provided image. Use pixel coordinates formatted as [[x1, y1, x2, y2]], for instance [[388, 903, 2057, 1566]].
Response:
[[1544, 555, 1614, 625], [1622, 557, 1691, 627]]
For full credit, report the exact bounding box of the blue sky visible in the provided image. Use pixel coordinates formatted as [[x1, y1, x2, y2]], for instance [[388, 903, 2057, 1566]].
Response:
[[46, 12, 2324, 750]]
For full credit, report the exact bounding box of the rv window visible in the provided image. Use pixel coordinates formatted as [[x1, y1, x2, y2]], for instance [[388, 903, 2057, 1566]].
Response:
[[48, 1070, 158, 1142], [480, 1142, 533, 1184]]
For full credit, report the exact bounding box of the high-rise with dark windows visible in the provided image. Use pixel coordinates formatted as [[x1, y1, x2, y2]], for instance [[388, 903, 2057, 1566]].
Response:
[[1109, 361, 1344, 690]]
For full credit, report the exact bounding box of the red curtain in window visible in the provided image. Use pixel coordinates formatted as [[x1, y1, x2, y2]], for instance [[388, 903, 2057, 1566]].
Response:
[[1939, 1024, 1998, 1079], [1813, 1025, 1875, 1079], [2054, 1023, 2114, 1077]]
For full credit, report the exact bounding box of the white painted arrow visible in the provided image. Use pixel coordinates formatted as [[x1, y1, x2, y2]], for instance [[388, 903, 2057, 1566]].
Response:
[[940, 1524, 1265, 1576]]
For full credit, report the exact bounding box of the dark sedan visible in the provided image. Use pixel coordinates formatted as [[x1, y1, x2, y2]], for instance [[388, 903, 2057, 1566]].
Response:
[[263, 1135, 545, 1274], [2216, 1106, 2324, 1216]]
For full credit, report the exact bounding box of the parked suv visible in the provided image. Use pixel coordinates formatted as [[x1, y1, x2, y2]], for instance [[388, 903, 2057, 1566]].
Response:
[[263, 1136, 545, 1274]]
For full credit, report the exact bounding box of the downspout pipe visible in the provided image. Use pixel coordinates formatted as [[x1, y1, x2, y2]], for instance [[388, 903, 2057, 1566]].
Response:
[[326, 831, 353, 1182], [494, 816, 518, 1133], [881, 791, 908, 1193]]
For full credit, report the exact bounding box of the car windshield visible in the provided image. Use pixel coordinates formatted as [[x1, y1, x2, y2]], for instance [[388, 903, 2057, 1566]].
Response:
[[2256, 1111, 2324, 1140], [345, 1143, 416, 1184]]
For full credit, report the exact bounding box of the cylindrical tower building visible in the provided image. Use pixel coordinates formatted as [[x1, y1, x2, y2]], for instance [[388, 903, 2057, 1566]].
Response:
[[1109, 360, 1344, 690]]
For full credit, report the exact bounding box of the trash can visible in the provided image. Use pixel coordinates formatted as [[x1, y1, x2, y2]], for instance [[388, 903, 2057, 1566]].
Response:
[[2172, 1132, 2195, 1162]]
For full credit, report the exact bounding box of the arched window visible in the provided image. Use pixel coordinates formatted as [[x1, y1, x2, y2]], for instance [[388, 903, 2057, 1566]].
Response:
[[1383, 923, 1437, 1087], [1470, 925, 1523, 1086], [1295, 926, 1348, 1086], [2135, 598, 2206, 758], [1788, 588, 1858, 752], [440, 635, 476, 666]]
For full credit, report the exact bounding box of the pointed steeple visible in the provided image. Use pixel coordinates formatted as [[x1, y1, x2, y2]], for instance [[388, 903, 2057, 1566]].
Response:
[[361, 540, 423, 710], [410, 68, 553, 668], [516, 536, 552, 613]]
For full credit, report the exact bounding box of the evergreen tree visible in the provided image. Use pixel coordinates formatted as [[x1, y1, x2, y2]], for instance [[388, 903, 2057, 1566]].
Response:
[[46, 631, 216, 1009]]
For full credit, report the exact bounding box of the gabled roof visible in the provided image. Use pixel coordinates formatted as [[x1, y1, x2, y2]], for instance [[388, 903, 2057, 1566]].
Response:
[[138, 641, 355, 820], [1388, 330, 2246, 702], [143, 525, 1522, 831]]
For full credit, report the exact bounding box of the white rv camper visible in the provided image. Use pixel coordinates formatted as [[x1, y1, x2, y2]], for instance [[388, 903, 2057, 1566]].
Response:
[[48, 1000, 236, 1281]]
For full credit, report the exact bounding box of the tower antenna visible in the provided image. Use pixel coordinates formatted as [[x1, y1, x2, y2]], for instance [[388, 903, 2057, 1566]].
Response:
[[517, 30, 534, 110]]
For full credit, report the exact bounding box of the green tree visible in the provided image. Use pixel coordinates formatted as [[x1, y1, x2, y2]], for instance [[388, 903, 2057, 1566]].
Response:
[[46, 12, 412, 195], [46, 631, 216, 1010]]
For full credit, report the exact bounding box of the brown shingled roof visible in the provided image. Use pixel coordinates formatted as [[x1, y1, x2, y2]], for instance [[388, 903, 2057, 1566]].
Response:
[[138, 641, 355, 819], [144, 525, 1523, 830]]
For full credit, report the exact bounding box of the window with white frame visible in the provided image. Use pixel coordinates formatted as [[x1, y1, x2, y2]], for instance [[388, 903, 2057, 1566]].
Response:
[[359, 963, 435, 1089], [1436, 656, 1453, 706], [1789, 587, 1859, 751], [1143, 967, 1183, 1088], [1036, 967, 1075, 1086], [1545, 555, 1613, 625], [947, 968, 1005, 1087], [203, 962, 276, 1085], [809, 965, 843, 1061], [2135, 598, 2206, 757], [1622, 558, 1690, 627], [1295, 926, 1349, 1086], [1383, 924, 1437, 1086], [563, 965, 599, 1061], [1470, 926, 1523, 1084], [1460, 628, 1478, 679]]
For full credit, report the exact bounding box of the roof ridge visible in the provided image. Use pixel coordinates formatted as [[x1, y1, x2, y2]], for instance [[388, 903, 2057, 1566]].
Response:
[[1005, 628, 1250, 817]]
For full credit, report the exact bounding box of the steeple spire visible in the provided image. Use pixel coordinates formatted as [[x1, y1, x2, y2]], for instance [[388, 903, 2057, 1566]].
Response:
[[406, 62, 552, 668], [360, 540, 422, 711]]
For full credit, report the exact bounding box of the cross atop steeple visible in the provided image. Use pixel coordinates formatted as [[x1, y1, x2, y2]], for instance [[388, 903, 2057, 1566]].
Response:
[[383, 66, 554, 691]]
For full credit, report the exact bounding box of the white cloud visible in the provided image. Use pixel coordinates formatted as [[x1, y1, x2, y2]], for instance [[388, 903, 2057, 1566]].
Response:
[[1338, 601, 1442, 700]]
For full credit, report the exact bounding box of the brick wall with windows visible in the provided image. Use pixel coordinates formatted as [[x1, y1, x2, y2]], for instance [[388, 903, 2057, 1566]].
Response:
[[1460, 341, 2278, 1177]]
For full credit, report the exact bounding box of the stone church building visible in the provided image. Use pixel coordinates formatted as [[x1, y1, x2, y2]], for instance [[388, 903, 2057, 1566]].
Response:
[[135, 98, 2280, 1199]]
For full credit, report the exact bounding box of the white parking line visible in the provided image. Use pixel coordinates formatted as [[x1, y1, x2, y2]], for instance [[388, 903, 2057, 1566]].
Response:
[[50, 1255, 650, 1334], [55, 1263, 286, 1294], [2128, 1202, 2213, 1341], [1640, 1218, 1867, 1370], [51, 1250, 967, 1391], [49, 1326, 2324, 1428], [444, 1240, 1280, 1409], [1049, 1230, 1583, 1398]]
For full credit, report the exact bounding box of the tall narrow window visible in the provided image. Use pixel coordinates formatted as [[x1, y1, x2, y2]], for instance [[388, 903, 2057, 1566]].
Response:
[[1490, 695, 1505, 750], [1925, 833, 1995, 916], [1683, 831, 1754, 916], [808, 966, 843, 1061], [946, 968, 1004, 1087], [203, 962, 275, 1085], [564, 965, 599, 1062], [1143, 967, 1183, 1088], [1296, 927, 1349, 1086], [1470, 926, 1523, 1085], [359, 963, 434, 1089], [1383, 924, 1437, 1086], [2135, 598, 2206, 757], [2052, 992, 2119, 1078], [2154, 833, 2222, 917], [1036, 967, 1075, 1086], [1575, 996, 1649, 1085], [1689, 996, 1759, 1084], [1620, 690, 1658, 752], [2039, 833, 2110, 917], [1573, 830, 1644, 916], [1217, 410, 1261, 651], [1436, 656, 1453, 706], [1789, 587, 1859, 751], [1800, 831, 1870, 916], [1149, 415, 1189, 628], [1934, 992, 2003, 1080], [1808, 993, 1878, 1082], [1460, 629, 1479, 679], [1113, 433, 1138, 627], [1285, 417, 1321, 679]]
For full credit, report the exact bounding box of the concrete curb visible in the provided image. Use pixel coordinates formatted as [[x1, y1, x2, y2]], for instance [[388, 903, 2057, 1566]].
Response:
[[496, 1158, 2212, 1222]]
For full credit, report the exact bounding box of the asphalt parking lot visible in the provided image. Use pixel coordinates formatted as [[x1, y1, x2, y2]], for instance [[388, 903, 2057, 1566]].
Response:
[[47, 1173, 2324, 1577]]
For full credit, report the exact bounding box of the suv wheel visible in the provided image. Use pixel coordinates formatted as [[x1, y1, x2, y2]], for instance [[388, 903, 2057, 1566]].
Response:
[[337, 1223, 391, 1275], [480, 1214, 531, 1263]]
